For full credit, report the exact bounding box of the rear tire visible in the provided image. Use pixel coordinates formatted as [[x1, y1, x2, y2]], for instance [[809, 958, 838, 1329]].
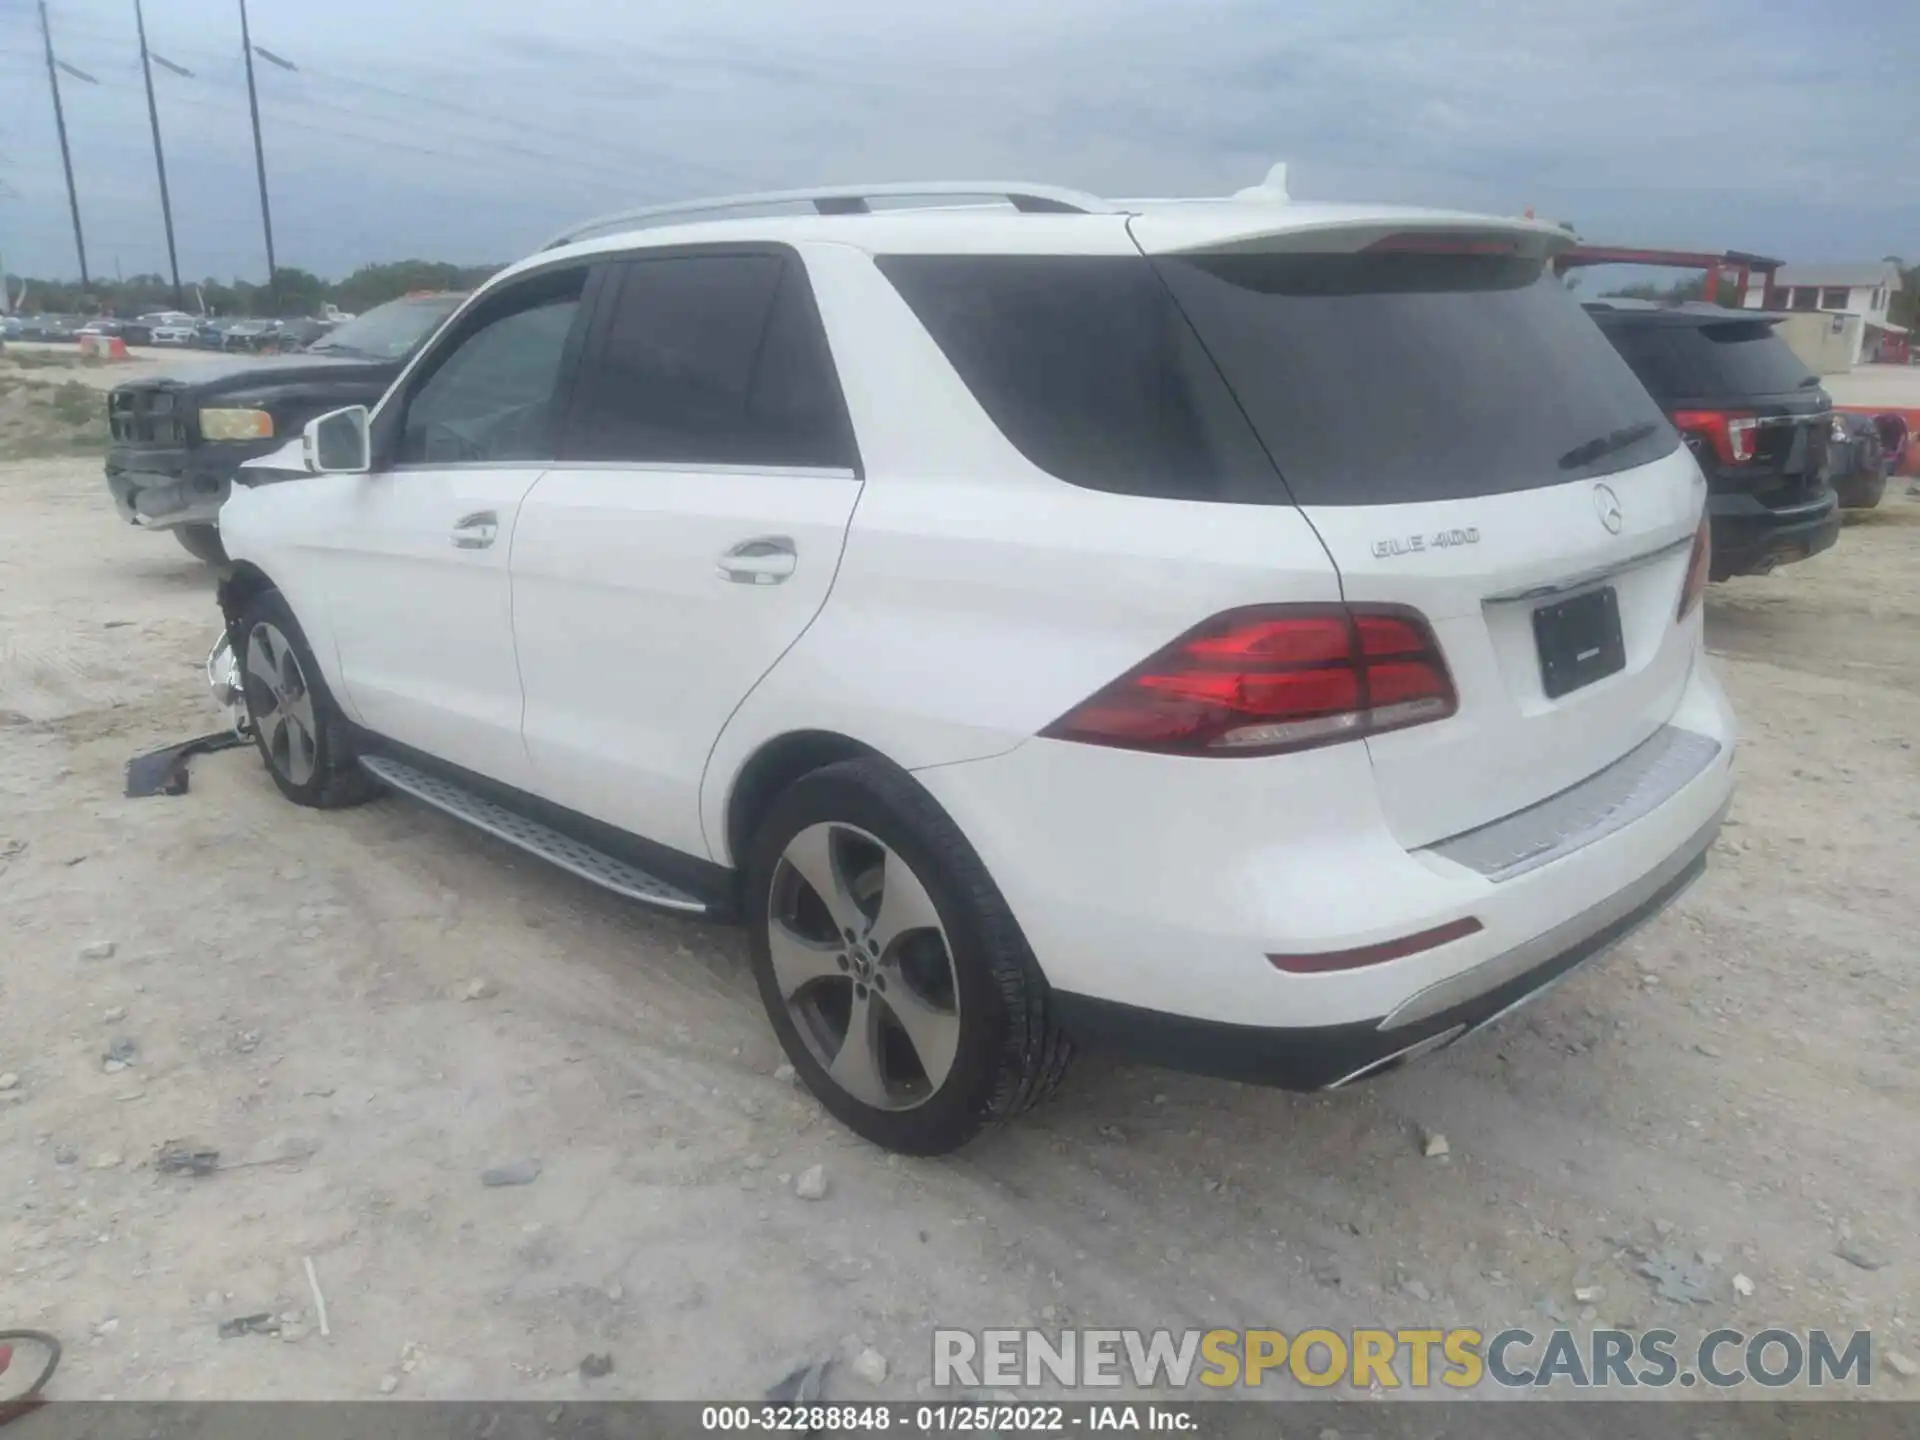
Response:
[[172, 523, 228, 566], [235, 588, 381, 809], [744, 758, 1071, 1155]]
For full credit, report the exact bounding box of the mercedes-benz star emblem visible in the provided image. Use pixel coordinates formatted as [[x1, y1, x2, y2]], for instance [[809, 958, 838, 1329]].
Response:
[[1593, 483, 1624, 535]]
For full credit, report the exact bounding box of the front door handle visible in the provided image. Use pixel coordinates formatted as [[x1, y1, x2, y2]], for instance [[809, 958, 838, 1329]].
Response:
[[717, 536, 796, 585], [451, 510, 499, 550]]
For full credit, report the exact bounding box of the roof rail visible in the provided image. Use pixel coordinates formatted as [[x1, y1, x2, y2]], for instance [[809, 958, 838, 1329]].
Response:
[[540, 182, 1115, 250]]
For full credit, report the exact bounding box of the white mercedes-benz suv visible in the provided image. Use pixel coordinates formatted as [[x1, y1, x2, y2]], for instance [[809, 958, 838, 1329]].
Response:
[[212, 174, 1734, 1154]]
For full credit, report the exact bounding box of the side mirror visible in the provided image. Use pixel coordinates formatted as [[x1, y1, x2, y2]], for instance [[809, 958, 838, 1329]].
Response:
[[303, 405, 371, 474]]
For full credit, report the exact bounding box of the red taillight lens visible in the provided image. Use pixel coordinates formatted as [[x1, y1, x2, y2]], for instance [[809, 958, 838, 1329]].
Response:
[[1678, 514, 1711, 620], [1672, 409, 1758, 465], [1042, 605, 1457, 757]]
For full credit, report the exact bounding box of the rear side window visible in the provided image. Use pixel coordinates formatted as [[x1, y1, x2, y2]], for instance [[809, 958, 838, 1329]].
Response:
[[1153, 251, 1678, 506], [1603, 320, 1815, 399], [565, 253, 856, 470], [875, 255, 1281, 502]]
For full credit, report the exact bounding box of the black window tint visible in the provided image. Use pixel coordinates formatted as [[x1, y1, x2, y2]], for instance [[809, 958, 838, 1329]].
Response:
[[875, 255, 1280, 502], [1683, 323, 1817, 396], [1154, 252, 1677, 505], [1603, 325, 1693, 399], [400, 271, 583, 465], [567, 254, 855, 469]]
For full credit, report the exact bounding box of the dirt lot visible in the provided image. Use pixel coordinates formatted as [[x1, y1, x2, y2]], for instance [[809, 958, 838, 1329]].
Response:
[[1, 453, 1916, 1404]]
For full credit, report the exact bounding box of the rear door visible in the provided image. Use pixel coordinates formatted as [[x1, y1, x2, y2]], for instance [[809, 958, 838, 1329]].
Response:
[[511, 247, 863, 859], [1133, 219, 1704, 848]]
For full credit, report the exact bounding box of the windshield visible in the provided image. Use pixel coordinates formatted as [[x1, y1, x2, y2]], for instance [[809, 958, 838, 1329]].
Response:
[[308, 294, 465, 359]]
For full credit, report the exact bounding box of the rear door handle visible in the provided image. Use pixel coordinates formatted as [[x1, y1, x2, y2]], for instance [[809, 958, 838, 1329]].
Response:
[[451, 510, 499, 550], [717, 536, 796, 584]]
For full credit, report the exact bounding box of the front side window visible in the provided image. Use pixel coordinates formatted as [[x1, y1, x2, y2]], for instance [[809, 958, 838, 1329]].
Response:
[[564, 253, 856, 470], [398, 270, 584, 466]]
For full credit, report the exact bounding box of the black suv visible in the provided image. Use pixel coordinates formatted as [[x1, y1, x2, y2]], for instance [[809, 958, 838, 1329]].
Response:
[[105, 292, 466, 564], [1586, 301, 1837, 580]]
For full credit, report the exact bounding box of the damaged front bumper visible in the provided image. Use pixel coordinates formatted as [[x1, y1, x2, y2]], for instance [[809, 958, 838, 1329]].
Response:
[[208, 633, 251, 740]]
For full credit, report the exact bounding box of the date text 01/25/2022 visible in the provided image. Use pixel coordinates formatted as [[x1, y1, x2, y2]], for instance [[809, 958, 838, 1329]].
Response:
[[698, 1404, 1194, 1432]]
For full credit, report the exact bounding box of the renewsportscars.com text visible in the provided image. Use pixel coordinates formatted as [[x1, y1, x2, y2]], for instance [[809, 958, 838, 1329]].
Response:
[[933, 1327, 1877, 1391]]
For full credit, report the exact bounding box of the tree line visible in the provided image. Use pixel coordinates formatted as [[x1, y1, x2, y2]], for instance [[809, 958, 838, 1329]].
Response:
[[3, 259, 501, 319]]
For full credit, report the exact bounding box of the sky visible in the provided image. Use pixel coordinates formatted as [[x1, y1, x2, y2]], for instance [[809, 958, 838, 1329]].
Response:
[[1, 0, 1916, 285]]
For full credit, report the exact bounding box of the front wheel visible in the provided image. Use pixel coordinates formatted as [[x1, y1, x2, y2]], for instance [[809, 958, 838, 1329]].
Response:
[[235, 588, 381, 809], [744, 758, 1071, 1155]]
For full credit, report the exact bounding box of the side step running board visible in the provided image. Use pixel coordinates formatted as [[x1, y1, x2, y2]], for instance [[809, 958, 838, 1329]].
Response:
[[358, 754, 707, 914]]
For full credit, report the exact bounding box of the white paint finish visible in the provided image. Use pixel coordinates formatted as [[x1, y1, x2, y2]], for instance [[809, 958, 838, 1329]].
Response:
[[699, 244, 1343, 863], [914, 653, 1734, 1029], [1302, 446, 1705, 848], [513, 466, 862, 859], [236, 467, 543, 789]]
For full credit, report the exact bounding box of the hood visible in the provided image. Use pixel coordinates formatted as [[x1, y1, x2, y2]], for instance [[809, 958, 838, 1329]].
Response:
[[120, 350, 396, 394]]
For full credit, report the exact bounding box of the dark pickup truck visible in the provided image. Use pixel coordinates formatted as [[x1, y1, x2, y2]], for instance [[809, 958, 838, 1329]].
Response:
[[105, 292, 465, 563], [1586, 301, 1837, 580]]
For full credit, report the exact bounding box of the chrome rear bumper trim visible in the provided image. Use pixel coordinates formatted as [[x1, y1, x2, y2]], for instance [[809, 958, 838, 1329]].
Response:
[[1426, 725, 1721, 883]]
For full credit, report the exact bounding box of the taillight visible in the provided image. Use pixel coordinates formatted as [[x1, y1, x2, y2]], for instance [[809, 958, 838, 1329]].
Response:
[[1678, 514, 1711, 620], [1041, 605, 1457, 757], [1672, 409, 1758, 465]]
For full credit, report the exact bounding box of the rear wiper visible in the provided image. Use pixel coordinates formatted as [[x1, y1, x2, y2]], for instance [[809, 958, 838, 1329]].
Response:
[[1558, 421, 1660, 471]]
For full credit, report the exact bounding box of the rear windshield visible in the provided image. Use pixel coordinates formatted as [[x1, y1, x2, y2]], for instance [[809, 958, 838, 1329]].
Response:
[[1155, 252, 1677, 505], [1600, 319, 1817, 400], [880, 251, 1676, 507]]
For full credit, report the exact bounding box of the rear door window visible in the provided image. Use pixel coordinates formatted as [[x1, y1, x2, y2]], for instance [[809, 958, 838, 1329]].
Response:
[[1152, 251, 1678, 506], [565, 252, 857, 471]]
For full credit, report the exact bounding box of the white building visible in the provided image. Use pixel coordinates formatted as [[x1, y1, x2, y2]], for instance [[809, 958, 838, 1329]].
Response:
[[1744, 262, 1905, 365]]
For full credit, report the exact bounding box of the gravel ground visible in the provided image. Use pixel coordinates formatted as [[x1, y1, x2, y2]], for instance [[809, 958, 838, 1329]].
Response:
[[1, 456, 1915, 1404]]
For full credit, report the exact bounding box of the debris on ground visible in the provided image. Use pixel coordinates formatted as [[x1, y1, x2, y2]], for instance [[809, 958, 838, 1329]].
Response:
[[77, 941, 116, 961], [1834, 1243, 1886, 1272], [766, 1358, 830, 1403], [462, 979, 498, 1001], [304, 1256, 331, 1337], [101, 1038, 138, 1072], [1886, 1352, 1919, 1379], [1421, 1130, 1450, 1159], [217, 1314, 281, 1340], [378, 1375, 399, 1395], [773, 1063, 796, 1084], [849, 1346, 889, 1387], [794, 1164, 828, 1200], [155, 1142, 221, 1177], [579, 1353, 614, 1379], [123, 731, 248, 798], [1633, 1247, 1717, 1305], [481, 1159, 543, 1188], [0, 1073, 18, 1092], [1732, 1273, 1755, 1297]]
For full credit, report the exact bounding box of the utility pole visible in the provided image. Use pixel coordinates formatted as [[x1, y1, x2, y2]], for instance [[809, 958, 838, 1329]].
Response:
[[37, 0, 90, 287], [237, 0, 277, 306], [134, 0, 184, 309]]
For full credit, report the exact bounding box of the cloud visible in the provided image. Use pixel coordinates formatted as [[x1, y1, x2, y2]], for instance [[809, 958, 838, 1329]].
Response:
[[0, 0, 1913, 282]]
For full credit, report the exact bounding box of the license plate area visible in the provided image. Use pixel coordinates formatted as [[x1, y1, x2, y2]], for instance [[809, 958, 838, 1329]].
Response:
[[1533, 587, 1625, 700]]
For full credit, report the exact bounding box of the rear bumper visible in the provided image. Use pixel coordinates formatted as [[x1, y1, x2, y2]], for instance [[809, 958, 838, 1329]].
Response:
[[1054, 801, 1721, 1089], [914, 647, 1736, 1080], [1707, 487, 1839, 578]]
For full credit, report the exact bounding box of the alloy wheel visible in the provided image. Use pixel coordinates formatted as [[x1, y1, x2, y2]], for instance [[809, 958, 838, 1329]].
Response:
[[767, 822, 961, 1111], [244, 622, 318, 787]]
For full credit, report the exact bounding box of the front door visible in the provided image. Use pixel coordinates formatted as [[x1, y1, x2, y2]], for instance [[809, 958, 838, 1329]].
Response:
[[324, 265, 590, 789], [512, 249, 863, 859]]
